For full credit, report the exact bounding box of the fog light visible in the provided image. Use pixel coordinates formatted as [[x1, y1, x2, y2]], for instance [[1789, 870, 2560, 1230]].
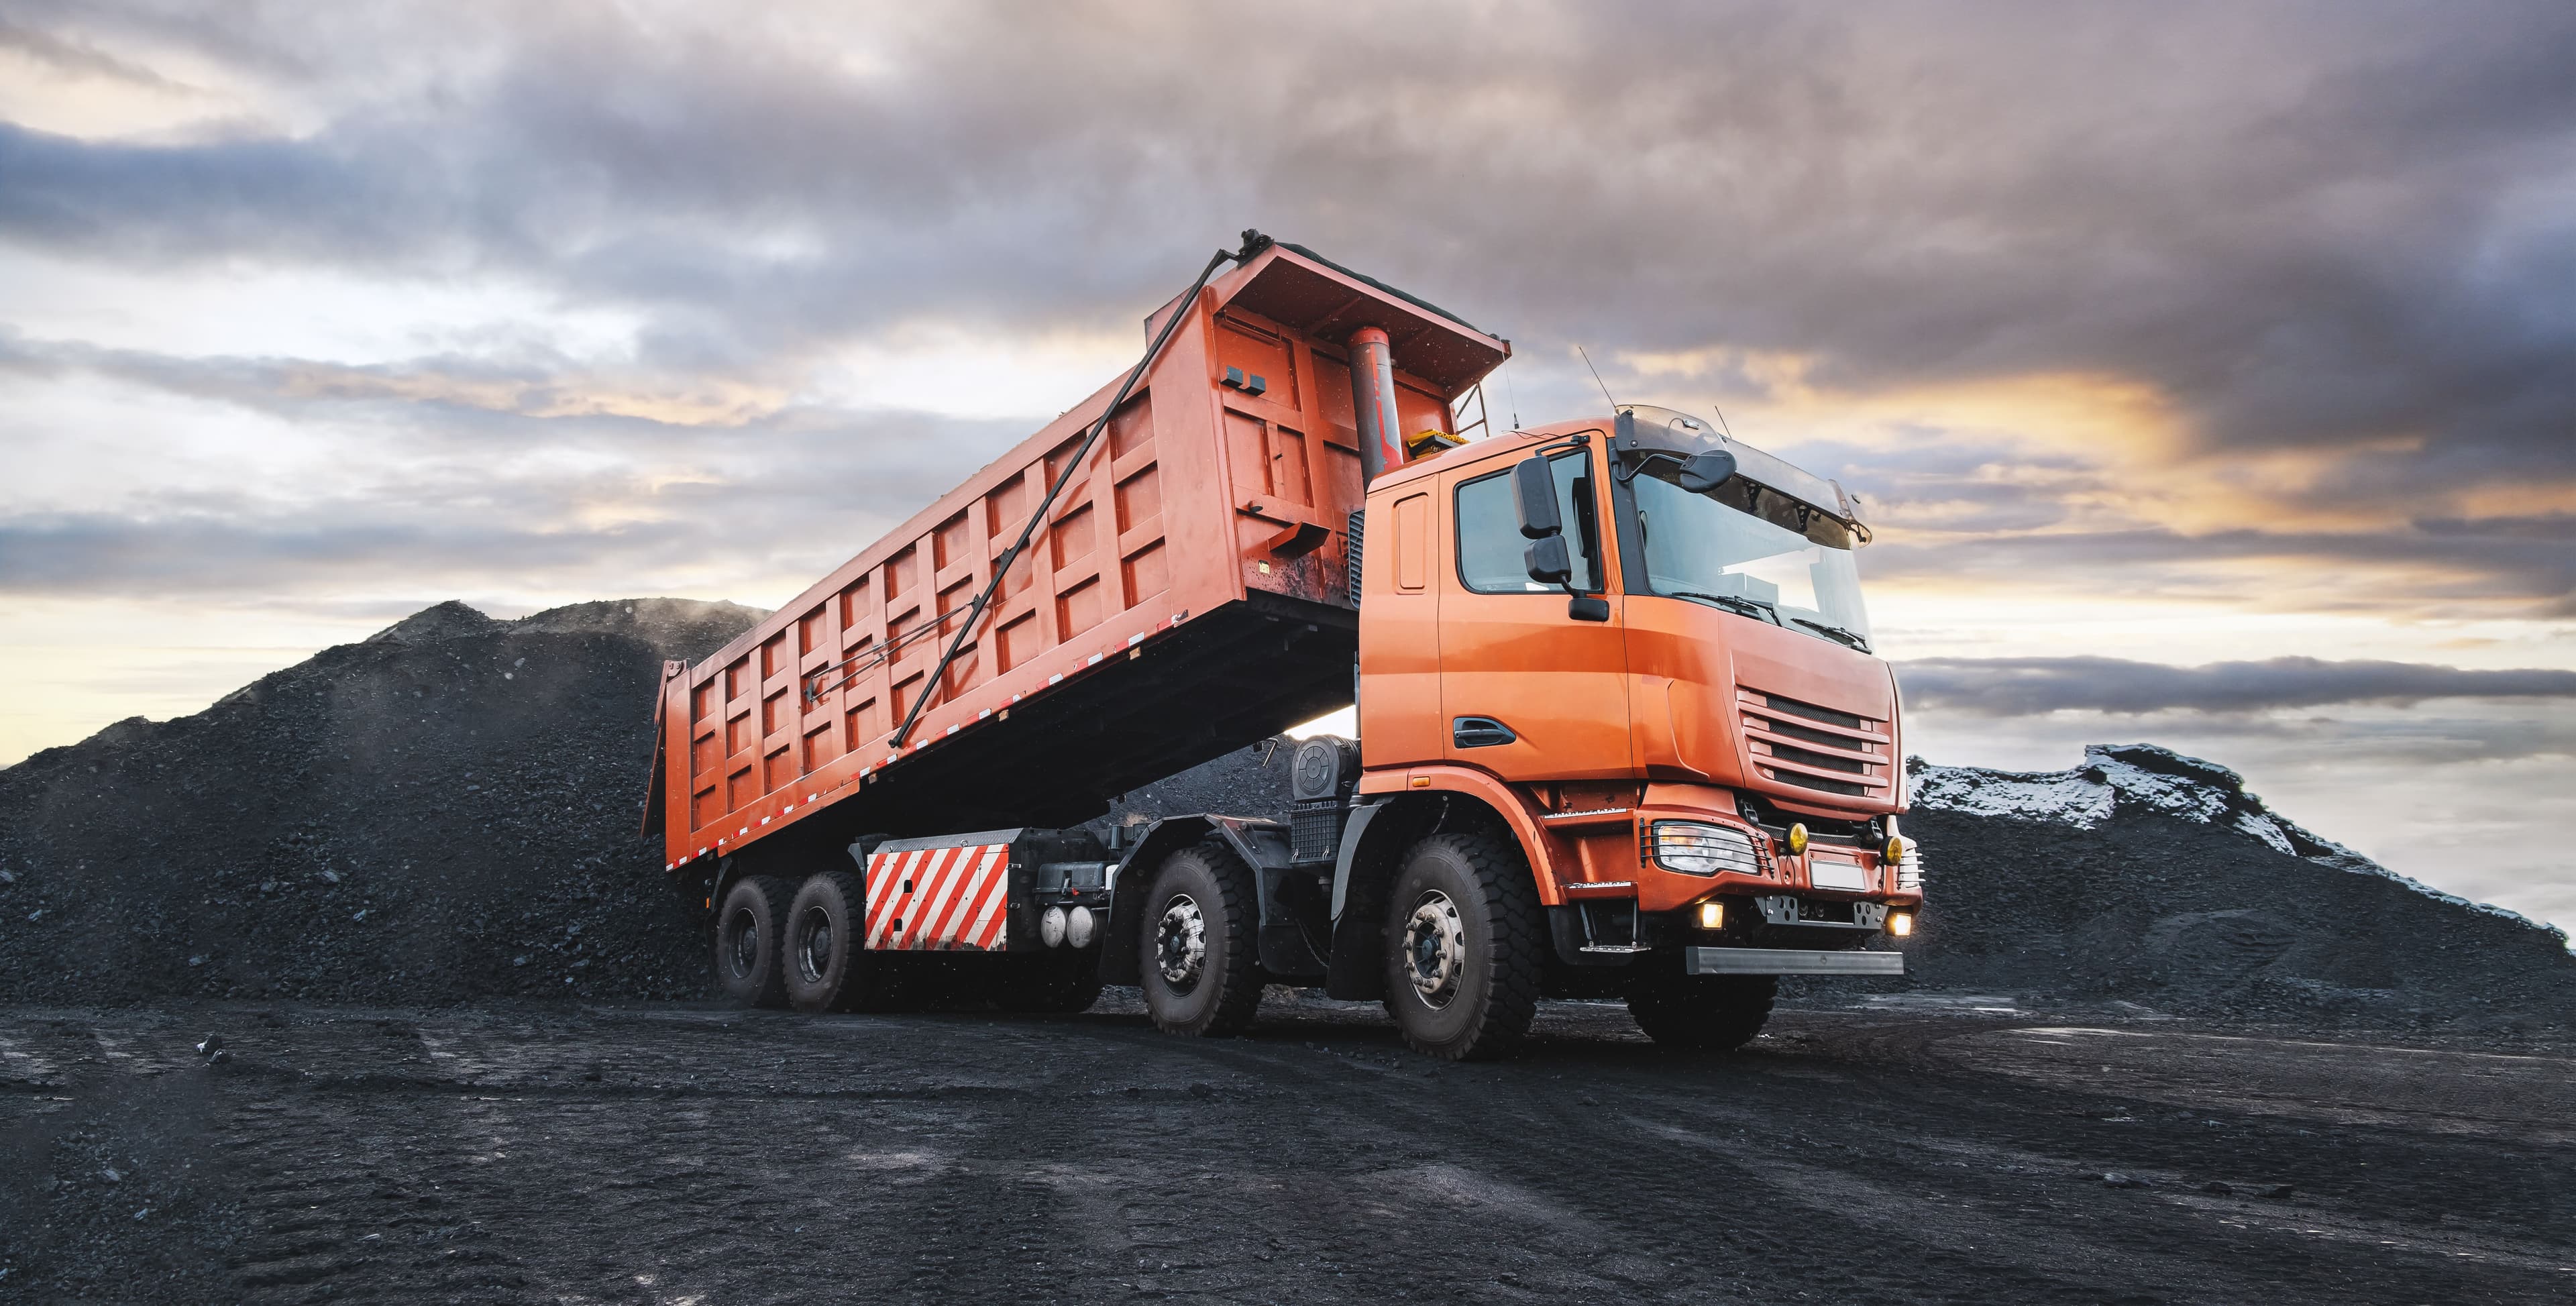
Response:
[[1696, 902, 1725, 930], [1883, 834, 1911, 863], [1040, 905, 1068, 948], [1065, 904, 1097, 949], [1887, 912, 1915, 938], [1786, 822, 1809, 857]]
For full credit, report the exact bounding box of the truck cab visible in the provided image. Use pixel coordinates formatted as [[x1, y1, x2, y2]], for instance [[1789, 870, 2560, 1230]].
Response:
[[1304, 402, 1917, 1056]]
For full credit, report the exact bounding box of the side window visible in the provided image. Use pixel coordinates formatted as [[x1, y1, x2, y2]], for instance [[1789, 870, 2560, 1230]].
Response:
[[1393, 493, 1430, 592], [1456, 451, 1600, 594]]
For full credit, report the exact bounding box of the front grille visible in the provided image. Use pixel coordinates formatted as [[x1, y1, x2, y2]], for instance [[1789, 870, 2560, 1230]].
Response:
[[1737, 797, 1876, 847], [1290, 798, 1344, 864], [1736, 687, 1894, 801], [1747, 714, 1859, 750], [1758, 692, 1868, 730], [1776, 771, 1870, 796], [1762, 741, 1867, 775]]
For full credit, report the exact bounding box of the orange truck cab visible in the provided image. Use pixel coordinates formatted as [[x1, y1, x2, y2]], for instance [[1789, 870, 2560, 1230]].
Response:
[[651, 233, 1917, 1060], [1317, 403, 1918, 1055]]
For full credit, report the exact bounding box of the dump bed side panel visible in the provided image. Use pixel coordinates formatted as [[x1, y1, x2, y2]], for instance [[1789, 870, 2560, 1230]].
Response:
[[658, 246, 1507, 870]]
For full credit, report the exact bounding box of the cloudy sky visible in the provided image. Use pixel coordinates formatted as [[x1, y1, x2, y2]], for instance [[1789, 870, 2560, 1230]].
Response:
[[3, 2, 2571, 931]]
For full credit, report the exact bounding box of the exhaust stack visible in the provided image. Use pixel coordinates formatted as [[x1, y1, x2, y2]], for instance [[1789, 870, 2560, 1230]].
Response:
[[1351, 326, 1404, 483]]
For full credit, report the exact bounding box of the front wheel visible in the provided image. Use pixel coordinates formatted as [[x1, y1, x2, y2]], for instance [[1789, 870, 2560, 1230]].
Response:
[[1379, 832, 1544, 1060]]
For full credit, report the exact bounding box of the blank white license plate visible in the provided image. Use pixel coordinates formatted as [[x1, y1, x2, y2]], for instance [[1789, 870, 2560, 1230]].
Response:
[[1809, 861, 1872, 892]]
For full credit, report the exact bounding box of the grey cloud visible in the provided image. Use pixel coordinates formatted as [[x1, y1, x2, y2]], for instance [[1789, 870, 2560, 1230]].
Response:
[[1865, 515, 2576, 612], [3, 1, 2571, 508], [1900, 655, 2576, 716], [0, 386, 1029, 603]]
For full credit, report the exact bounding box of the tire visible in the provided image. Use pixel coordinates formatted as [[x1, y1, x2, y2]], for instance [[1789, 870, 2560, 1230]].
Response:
[[1136, 838, 1265, 1036], [782, 871, 892, 1014], [1380, 832, 1544, 1061], [1626, 973, 1777, 1051], [996, 948, 1105, 1014], [714, 874, 794, 1009]]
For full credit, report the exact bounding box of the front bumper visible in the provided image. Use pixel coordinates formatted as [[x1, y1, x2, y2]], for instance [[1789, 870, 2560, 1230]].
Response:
[[1685, 946, 1904, 977]]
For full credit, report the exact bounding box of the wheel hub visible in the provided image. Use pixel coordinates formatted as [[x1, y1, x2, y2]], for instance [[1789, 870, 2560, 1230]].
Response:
[[728, 908, 759, 977], [798, 906, 833, 981], [1402, 890, 1466, 1008], [1155, 894, 1207, 990]]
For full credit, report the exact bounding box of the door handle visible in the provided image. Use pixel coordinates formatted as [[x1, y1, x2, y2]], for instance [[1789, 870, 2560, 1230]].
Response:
[[1452, 716, 1518, 749]]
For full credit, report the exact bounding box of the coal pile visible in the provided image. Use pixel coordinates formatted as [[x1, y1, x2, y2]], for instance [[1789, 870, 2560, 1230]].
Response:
[[0, 598, 762, 1005], [3, 593, 2570, 1034], [1890, 745, 2576, 1032]]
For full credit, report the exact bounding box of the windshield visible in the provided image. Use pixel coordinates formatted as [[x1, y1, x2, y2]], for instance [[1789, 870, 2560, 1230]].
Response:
[[1631, 463, 1874, 651]]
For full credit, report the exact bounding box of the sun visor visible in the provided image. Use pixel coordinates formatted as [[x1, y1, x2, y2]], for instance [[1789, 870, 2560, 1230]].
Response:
[[1617, 404, 1864, 528], [1183, 243, 1512, 398]]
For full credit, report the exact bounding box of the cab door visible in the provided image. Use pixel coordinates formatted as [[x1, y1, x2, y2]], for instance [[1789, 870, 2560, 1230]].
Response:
[[1436, 444, 1632, 780]]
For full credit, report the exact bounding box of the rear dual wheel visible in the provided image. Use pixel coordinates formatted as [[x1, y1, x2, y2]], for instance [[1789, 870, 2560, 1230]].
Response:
[[1137, 840, 1265, 1036], [784, 870, 912, 1014], [714, 874, 795, 1009]]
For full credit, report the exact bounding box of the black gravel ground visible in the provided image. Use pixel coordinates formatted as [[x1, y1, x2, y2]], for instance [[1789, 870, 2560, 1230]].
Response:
[[2, 596, 2569, 1038], [7, 596, 2575, 1304], [3, 999, 2570, 1303]]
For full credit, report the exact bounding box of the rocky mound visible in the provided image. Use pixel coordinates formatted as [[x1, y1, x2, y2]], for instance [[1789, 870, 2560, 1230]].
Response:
[[0, 598, 763, 1005]]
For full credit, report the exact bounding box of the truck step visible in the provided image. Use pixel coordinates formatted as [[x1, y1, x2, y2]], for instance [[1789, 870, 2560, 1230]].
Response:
[[1686, 947, 1903, 976]]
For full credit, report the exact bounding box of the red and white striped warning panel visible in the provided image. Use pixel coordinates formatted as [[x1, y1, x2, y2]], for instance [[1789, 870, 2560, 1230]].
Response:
[[865, 841, 1011, 951]]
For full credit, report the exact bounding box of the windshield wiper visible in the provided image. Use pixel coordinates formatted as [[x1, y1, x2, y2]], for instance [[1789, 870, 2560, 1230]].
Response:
[[1664, 591, 1782, 624], [1789, 616, 1872, 653]]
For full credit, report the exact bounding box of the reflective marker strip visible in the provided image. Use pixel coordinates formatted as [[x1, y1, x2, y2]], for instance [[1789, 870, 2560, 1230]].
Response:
[[934, 849, 1006, 947], [960, 848, 1012, 948]]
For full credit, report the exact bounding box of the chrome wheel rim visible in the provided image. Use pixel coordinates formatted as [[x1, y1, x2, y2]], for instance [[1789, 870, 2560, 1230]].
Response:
[[1155, 894, 1207, 991], [1401, 890, 1466, 1008]]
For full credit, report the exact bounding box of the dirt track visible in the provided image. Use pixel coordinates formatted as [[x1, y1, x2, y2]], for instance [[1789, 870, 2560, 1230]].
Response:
[[6, 995, 2570, 1304]]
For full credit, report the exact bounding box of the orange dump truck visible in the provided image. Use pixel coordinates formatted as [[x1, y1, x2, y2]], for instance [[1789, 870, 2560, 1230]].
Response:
[[647, 233, 1919, 1058]]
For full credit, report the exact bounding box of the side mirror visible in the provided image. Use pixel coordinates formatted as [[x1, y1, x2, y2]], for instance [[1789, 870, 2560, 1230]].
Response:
[[1511, 456, 1561, 539], [1523, 534, 1572, 586], [1676, 448, 1738, 493]]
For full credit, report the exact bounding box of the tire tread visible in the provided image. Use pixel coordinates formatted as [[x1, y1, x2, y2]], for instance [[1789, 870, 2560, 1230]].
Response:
[[1388, 831, 1545, 1061]]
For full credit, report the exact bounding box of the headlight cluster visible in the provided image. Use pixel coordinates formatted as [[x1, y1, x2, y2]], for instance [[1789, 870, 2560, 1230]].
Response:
[[1894, 840, 1923, 891], [1650, 820, 1760, 877]]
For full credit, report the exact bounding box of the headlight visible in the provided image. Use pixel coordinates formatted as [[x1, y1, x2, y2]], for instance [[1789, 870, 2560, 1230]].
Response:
[[1896, 840, 1923, 891], [1650, 821, 1760, 877], [1786, 822, 1809, 857]]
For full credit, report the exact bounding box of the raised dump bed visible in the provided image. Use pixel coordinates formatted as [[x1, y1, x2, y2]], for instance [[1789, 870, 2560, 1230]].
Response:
[[649, 241, 1509, 875]]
